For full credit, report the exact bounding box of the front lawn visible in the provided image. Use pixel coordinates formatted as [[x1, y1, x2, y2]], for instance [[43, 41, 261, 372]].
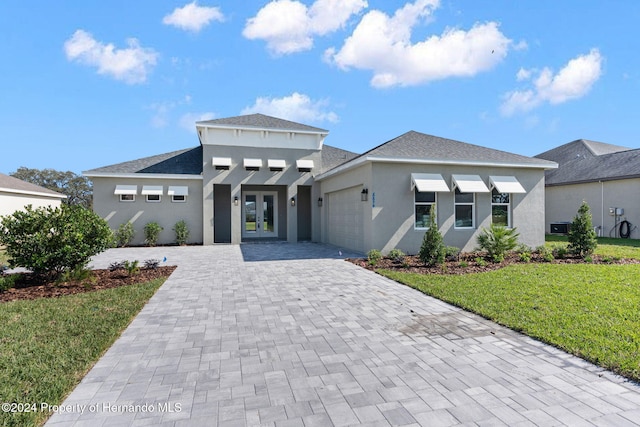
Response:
[[378, 240, 640, 382], [546, 235, 640, 260], [0, 278, 166, 427]]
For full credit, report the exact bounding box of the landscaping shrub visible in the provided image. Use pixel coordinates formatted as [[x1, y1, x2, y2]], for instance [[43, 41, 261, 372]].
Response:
[[367, 249, 382, 266], [388, 248, 406, 263], [419, 205, 445, 266], [123, 260, 140, 276], [143, 259, 160, 269], [0, 274, 17, 292], [476, 224, 520, 263], [173, 220, 190, 246], [108, 261, 125, 271], [0, 204, 112, 277], [144, 222, 163, 247], [568, 201, 598, 258], [114, 222, 135, 247], [552, 245, 569, 259], [536, 245, 554, 262], [516, 244, 532, 263], [445, 246, 460, 261]]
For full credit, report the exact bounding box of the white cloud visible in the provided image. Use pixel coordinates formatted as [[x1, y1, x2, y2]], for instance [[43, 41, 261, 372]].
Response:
[[180, 111, 216, 132], [163, 2, 224, 33], [326, 0, 512, 88], [64, 29, 158, 84], [501, 48, 603, 116], [148, 96, 193, 128], [241, 92, 338, 123], [243, 0, 367, 55]]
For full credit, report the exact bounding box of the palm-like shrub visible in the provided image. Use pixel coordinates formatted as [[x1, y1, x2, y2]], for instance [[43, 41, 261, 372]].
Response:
[[419, 204, 445, 266], [568, 201, 597, 258], [476, 224, 520, 262]]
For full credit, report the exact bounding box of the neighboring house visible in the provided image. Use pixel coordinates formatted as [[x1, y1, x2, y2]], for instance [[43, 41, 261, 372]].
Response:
[[85, 113, 556, 253], [536, 139, 640, 239], [0, 173, 66, 218]]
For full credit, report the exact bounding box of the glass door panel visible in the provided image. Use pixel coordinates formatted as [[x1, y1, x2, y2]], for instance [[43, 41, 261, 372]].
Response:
[[244, 194, 257, 234], [242, 192, 277, 238], [263, 194, 274, 233]]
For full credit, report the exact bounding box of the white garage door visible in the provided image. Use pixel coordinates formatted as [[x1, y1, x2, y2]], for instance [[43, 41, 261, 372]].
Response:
[[326, 186, 364, 253]]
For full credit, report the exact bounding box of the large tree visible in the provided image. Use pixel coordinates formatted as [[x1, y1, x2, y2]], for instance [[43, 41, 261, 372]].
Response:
[[10, 167, 92, 208]]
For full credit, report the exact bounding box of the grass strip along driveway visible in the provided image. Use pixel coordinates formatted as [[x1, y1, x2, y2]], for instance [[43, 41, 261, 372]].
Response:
[[0, 278, 166, 427], [380, 237, 640, 383]]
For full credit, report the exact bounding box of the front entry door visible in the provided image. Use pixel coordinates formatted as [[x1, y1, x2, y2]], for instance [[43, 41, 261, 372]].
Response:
[[242, 192, 278, 238]]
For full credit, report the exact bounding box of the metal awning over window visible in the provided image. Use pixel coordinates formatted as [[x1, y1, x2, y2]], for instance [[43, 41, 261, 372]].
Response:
[[296, 159, 314, 171], [167, 186, 189, 196], [114, 185, 137, 195], [410, 173, 450, 192], [212, 157, 232, 170], [268, 159, 286, 170], [490, 176, 526, 193], [141, 185, 163, 196], [244, 158, 263, 170], [452, 175, 490, 193]]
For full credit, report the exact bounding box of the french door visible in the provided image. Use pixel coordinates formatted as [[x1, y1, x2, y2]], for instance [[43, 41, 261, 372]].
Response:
[[242, 192, 278, 238]]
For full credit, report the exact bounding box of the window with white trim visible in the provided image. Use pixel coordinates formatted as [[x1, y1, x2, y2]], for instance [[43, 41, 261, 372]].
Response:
[[414, 189, 435, 229], [146, 194, 161, 203], [491, 189, 510, 227], [120, 194, 135, 202], [172, 195, 186, 203], [454, 188, 474, 228]]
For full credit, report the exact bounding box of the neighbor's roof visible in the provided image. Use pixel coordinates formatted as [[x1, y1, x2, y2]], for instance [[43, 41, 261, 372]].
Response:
[[0, 173, 66, 198], [83, 147, 203, 176], [535, 139, 640, 185], [197, 113, 328, 134], [317, 131, 556, 179]]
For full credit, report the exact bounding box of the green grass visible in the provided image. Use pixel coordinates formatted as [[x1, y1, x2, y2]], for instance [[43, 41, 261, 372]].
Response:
[[0, 249, 8, 266], [545, 235, 640, 260], [0, 278, 165, 427], [379, 241, 640, 382]]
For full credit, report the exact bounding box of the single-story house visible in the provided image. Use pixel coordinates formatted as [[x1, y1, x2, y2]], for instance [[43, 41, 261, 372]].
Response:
[[0, 172, 66, 218], [536, 139, 640, 238], [85, 114, 556, 254]]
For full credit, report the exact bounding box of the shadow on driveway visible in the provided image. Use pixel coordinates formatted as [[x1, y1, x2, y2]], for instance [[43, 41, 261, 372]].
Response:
[[240, 241, 363, 261]]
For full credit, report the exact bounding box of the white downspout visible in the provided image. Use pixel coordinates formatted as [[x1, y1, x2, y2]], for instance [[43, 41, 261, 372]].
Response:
[[600, 180, 604, 237]]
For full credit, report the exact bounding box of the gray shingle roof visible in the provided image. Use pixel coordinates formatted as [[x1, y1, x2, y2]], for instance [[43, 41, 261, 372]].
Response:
[[84, 147, 203, 175], [0, 173, 65, 197], [197, 113, 328, 133], [321, 144, 359, 173], [361, 131, 554, 166], [535, 139, 640, 185]]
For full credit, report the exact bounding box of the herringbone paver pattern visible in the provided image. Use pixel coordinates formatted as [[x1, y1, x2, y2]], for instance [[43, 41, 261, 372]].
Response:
[[46, 243, 640, 426]]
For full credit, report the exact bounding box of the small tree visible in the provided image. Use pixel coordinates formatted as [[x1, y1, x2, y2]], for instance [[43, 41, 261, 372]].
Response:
[[476, 224, 520, 262], [0, 205, 111, 277], [114, 222, 135, 247], [144, 222, 163, 246], [419, 204, 445, 266], [173, 220, 190, 246], [568, 201, 598, 258]]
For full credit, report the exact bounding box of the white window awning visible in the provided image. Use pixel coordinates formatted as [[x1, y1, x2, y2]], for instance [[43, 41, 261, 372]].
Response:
[[411, 173, 450, 192], [244, 158, 263, 169], [268, 159, 286, 169], [452, 175, 490, 193], [490, 176, 526, 193], [168, 186, 189, 196], [212, 157, 232, 168], [296, 159, 314, 170], [141, 185, 163, 196], [114, 185, 138, 195]]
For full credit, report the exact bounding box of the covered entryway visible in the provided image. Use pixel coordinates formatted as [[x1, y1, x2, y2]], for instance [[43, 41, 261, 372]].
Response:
[[242, 191, 278, 238], [325, 186, 364, 252]]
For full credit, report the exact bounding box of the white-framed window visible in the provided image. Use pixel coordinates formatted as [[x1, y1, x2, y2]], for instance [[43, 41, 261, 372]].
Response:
[[414, 189, 436, 229], [172, 195, 186, 203], [146, 194, 161, 203], [491, 189, 510, 227], [120, 194, 135, 202], [454, 188, 474, 229]]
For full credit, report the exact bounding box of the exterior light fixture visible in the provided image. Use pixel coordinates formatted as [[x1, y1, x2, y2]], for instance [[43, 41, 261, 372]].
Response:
[[290, 197, 296, 207], [361, 188, 369, 201], [317, 197, 323, 207], [234, 196, 239, 206]]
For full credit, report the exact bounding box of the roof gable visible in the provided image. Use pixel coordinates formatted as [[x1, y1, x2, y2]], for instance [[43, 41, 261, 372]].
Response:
[[197, 113, 328, 133]]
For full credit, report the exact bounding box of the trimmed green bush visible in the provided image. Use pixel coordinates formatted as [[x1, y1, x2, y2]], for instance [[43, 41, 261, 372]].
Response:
[[113, 222, 135, 247], [0, 204, 112, 277], [419, 204, 445, 266], [143, 222, 163, 247], [476, 224, 520, 263], [388, 248, 406, 263], [568, 201, 598, 258], [367, 249, 382, 266], [173, 220, 190, 246]]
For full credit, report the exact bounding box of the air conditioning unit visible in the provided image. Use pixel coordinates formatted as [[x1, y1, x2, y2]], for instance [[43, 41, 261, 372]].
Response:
[[550, 222, 571, 234]]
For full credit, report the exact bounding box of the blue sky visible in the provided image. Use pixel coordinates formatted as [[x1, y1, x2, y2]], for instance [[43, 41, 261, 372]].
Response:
[[1, 0, 639, 175]]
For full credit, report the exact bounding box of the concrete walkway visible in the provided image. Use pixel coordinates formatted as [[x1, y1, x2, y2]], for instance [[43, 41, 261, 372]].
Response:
[[46, 243, 640, 426]]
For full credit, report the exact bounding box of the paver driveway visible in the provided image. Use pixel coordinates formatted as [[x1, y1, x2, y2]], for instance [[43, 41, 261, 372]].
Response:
[[47, 243, 640, 426]]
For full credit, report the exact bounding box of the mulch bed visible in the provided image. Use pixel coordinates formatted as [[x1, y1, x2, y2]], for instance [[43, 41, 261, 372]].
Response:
[[348, 252, 640, 275], [0, 266, 176, 303]]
